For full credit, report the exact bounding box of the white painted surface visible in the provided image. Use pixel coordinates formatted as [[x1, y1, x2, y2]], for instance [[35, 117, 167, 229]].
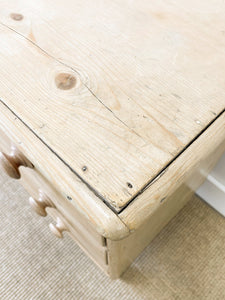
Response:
[[197, 153, 225, 216]]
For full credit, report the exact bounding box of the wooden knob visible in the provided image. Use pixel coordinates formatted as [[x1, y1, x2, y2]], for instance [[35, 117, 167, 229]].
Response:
[[29, 191, 55, 217], [49, 217, 67, 238], [0, 146, 33, 179]]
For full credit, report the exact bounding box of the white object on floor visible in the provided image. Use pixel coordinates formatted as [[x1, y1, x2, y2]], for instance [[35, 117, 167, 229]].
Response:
[[197, 153, 225, 217]]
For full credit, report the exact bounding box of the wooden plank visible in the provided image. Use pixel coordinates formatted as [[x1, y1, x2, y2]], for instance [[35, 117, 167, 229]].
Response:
[[0, 123, 109, 273], [120, 112, 225, 231], [107, 185, 195, 279], [107, 128, 225, 278], [0, 1, 224, 211], [0, 102, 130, 240]]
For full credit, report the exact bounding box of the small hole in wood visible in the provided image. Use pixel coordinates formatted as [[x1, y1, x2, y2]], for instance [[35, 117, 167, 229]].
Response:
[[160, 197, 166, 203], [10, 13, 23, 21], [127, 182, 133, 189], [82, 166, 87, 172], [55, 73, 76, 90]]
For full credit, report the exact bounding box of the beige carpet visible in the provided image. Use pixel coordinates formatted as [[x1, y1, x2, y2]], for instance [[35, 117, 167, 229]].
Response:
[[0, 172, 225, 300]]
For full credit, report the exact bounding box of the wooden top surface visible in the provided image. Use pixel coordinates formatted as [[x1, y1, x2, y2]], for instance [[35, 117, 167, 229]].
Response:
[[0, 0, 224, 212]]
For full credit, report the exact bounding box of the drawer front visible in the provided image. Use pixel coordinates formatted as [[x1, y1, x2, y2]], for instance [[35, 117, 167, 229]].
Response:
[[20, 167, 108, 271], [0, 128, 108, 272]]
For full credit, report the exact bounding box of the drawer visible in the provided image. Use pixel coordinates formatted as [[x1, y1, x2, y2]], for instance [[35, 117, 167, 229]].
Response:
[[20, 167, 108, 271], [0, 128, 108, 272]]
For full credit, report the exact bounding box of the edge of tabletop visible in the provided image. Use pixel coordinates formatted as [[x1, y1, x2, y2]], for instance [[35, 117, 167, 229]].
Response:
[[1, 100, 224, 241], [0, 100, 130, 241], [119, 110, 225, 231]]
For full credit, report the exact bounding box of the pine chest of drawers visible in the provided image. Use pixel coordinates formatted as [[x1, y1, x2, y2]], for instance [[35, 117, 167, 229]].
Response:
[[0, 0, 224, 278]]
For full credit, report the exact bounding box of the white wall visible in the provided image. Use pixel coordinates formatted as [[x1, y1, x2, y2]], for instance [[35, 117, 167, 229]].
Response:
[[197, 153, 225, 217]]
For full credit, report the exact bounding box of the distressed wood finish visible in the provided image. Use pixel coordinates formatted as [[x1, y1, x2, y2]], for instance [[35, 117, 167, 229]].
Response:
[[0, 0, 225, 279], [0, 103, 130, 240], [107, 185, 195, 279], [0, 1, 225, 211], [107, 128, 225, 278], [0, 126, 109, 271], [120, 112, 225, 230]]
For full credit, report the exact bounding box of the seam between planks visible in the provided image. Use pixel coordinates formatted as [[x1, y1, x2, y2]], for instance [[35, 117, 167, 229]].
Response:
[[0, 98, 132, 237], [0, 21, 144, 142], [0, 22, 224, 215], [0, 98, 114, 208], [118, 108, 225, 213]]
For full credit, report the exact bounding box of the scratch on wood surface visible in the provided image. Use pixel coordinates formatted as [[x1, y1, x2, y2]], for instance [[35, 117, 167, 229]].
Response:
[[28, 28, 36, 43], [85, 84, 145, 140], [0, 21, 143, 140], [118, 108, 225, 213], [0, 17, 224, 215]]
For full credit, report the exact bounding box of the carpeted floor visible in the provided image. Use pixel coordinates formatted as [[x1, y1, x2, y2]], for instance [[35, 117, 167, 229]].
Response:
[[0, 171, 225, 300]]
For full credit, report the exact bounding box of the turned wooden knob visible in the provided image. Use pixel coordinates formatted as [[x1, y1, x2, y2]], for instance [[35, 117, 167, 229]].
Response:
[[0, 146, 33, 179], [49, 217, 67, 238], [29, 191, 55, 217]]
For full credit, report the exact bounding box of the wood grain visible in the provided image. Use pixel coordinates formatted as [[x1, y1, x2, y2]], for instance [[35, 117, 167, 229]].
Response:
[[0, 2, 225, 278], [0, 1, 224, 211], [107, 118, 225, 277], [0, 103, 130, 241], [107, 185, 195, 279], [120, 112, 225, 230]]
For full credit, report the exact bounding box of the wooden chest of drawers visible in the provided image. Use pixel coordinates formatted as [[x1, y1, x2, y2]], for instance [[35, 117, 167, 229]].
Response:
[[0, 0, 224, 278]]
